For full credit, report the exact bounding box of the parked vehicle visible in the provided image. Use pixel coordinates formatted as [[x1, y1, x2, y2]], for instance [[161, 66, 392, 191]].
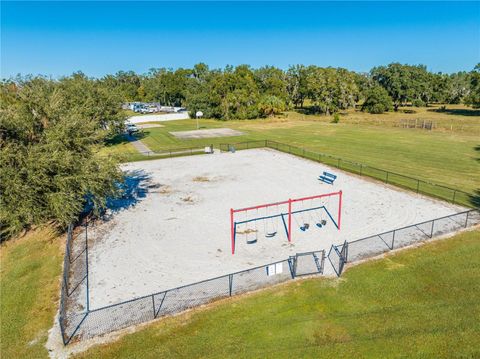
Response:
[[133, 104, 146, 113], [125, 123, 139, 134], [124, 102, 187, 114]]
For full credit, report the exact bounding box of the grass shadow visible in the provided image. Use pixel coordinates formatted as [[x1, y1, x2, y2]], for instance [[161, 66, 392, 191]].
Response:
[[105, 132, 149, 147], [128, 131, 148, 141], [469, 190, 480, 208], [295, 106, 320, 115], [105, 133, 130, 146], [428, 108, 480, 116]]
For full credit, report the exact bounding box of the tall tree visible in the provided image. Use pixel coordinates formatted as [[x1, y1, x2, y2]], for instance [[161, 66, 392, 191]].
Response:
[[100, 71, 142, 102], [254, 66, 288, 101], [0, 75, 124, 238], [447, 72, 470, 104], [361, 85, 393, 113], [465, 64, 480, 108], [142, 68, 189, 106], [286, 65, 309, 108], [304, 66, 358, 115], [194, 65, 260, 120], [371, 63, 431, 110]]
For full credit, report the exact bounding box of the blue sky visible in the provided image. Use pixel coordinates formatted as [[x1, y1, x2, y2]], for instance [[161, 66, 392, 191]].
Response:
[[1, 1, 479, 78]]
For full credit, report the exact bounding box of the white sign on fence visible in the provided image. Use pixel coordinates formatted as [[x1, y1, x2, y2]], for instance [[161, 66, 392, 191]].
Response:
[[267, 263, 283, 276]]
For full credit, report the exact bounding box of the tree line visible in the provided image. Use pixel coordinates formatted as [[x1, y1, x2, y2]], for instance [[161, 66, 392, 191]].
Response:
[[102, 62, 479, 118], [1, 62, 479, 239]]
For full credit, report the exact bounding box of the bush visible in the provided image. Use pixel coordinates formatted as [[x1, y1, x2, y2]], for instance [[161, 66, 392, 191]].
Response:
[[331, 113, 340, 123], [370, 104, 386, 114], [258, 95, 286, 117], [412, 99, 426, 107]]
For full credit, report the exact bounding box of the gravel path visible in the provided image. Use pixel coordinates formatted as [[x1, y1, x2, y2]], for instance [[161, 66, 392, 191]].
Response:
[[126, 135, 152, 154]]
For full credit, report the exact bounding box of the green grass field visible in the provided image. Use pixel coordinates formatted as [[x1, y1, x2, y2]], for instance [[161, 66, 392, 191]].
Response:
[[1, 104, 478, 358], [1, 225, 479, 358], [76, 229, 480, 358], [0, 227, 63, 359], [109, 105, 479, 197]]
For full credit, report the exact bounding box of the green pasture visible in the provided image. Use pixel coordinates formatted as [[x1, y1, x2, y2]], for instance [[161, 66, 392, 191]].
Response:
[[109, 106, 479, 198], [0, 227, 63, 359]]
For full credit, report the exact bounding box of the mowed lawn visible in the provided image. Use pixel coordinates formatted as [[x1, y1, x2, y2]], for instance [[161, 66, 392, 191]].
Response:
[[1, 222, 479, 358], [114, 108, 480, 195], [77, 229, 480, 359], [0, 227, 64, 359]]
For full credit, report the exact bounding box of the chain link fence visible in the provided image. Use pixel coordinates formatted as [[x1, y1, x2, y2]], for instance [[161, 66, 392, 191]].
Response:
[[327, 241, 348, 277], [121, 145, 215, 162], [59, 221, 90, 345], [220, 140, 476, 208], [328, 209, 480, 276], [58, 140, 478, 344], [59, 234, 325, 343], [291, 251, 326, 277], [59, 209, 479, 344], [139, 146, 212, 158]]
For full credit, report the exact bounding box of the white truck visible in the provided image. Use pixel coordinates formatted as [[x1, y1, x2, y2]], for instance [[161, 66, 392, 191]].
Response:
[[125, 123, 139, 135]]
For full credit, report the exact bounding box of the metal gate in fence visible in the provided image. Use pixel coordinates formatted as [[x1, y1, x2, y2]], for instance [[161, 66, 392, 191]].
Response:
[[60, 208, 479, 344], [327, 241, 348, 277], [291, 250, 325, 277]]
